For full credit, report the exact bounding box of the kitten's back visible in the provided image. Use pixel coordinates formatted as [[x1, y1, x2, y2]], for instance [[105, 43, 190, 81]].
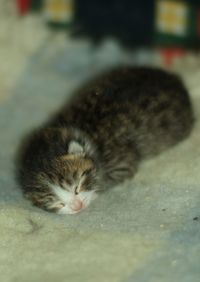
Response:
[[50, 67, 194, 158]]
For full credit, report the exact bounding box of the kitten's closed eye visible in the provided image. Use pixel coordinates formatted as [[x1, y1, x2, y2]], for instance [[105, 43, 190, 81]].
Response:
[[74, 186, 78, 195], [82, 168, 93, 177], [65, 179, 73, 186]]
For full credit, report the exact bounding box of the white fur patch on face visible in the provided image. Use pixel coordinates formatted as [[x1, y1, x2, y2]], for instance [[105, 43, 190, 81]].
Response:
[[78, 190, 98, 208], [49, 183, 97, 215], [50, 184, 72, 203]]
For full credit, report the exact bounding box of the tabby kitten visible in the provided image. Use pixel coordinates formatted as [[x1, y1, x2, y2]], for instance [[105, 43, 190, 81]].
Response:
[[17, 67, 194, 214]]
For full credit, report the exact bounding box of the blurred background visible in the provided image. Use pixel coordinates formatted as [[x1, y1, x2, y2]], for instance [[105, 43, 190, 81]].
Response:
[[1, 0, 199, 103], [1, 0, 200, 99], [15, 0, 200, 61], [1, 0, 199, 111], [1, 0, 199, 107]]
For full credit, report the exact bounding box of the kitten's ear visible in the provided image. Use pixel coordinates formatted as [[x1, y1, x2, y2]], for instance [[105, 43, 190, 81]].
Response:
[[68, 141, 83, 155]]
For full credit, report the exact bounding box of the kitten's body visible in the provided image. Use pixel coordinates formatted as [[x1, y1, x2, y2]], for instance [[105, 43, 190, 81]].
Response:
[[17, 67, 194, 214]]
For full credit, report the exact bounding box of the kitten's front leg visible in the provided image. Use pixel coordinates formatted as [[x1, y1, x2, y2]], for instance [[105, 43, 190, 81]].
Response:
[[104, 159, 139, 186], [102, 146, 140, 187]]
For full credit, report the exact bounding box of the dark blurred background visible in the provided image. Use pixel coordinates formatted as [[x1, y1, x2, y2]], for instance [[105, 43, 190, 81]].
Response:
[[15, 0, 200, 66]]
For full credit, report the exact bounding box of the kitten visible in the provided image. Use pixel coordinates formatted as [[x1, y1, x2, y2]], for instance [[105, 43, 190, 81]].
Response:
[[17, 67, 194, 214]]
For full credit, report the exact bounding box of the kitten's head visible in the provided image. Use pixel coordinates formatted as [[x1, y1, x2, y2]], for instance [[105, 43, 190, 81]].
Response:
[[18, 128, 100, 214]]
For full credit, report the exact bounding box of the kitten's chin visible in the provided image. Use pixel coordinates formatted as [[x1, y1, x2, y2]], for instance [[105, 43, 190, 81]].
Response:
[[57, 205, 82, 215]]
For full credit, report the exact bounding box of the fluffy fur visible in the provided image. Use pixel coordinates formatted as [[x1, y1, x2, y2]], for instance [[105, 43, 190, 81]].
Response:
[[17, 67, 194, 214]]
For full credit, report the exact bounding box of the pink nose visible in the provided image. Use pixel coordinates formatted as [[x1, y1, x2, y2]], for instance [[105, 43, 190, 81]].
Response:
[[70, 199, 83, 212]]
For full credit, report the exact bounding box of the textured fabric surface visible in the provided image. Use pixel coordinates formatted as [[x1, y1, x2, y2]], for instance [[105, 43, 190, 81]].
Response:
[[1, 6, 200, 282]]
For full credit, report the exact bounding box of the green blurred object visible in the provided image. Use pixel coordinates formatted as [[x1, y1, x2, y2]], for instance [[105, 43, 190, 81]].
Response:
[[27, 0, 200, 48], [43, 0, 74, 29], [154, 0, 200, 48], [30, 0, 43, 11]]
